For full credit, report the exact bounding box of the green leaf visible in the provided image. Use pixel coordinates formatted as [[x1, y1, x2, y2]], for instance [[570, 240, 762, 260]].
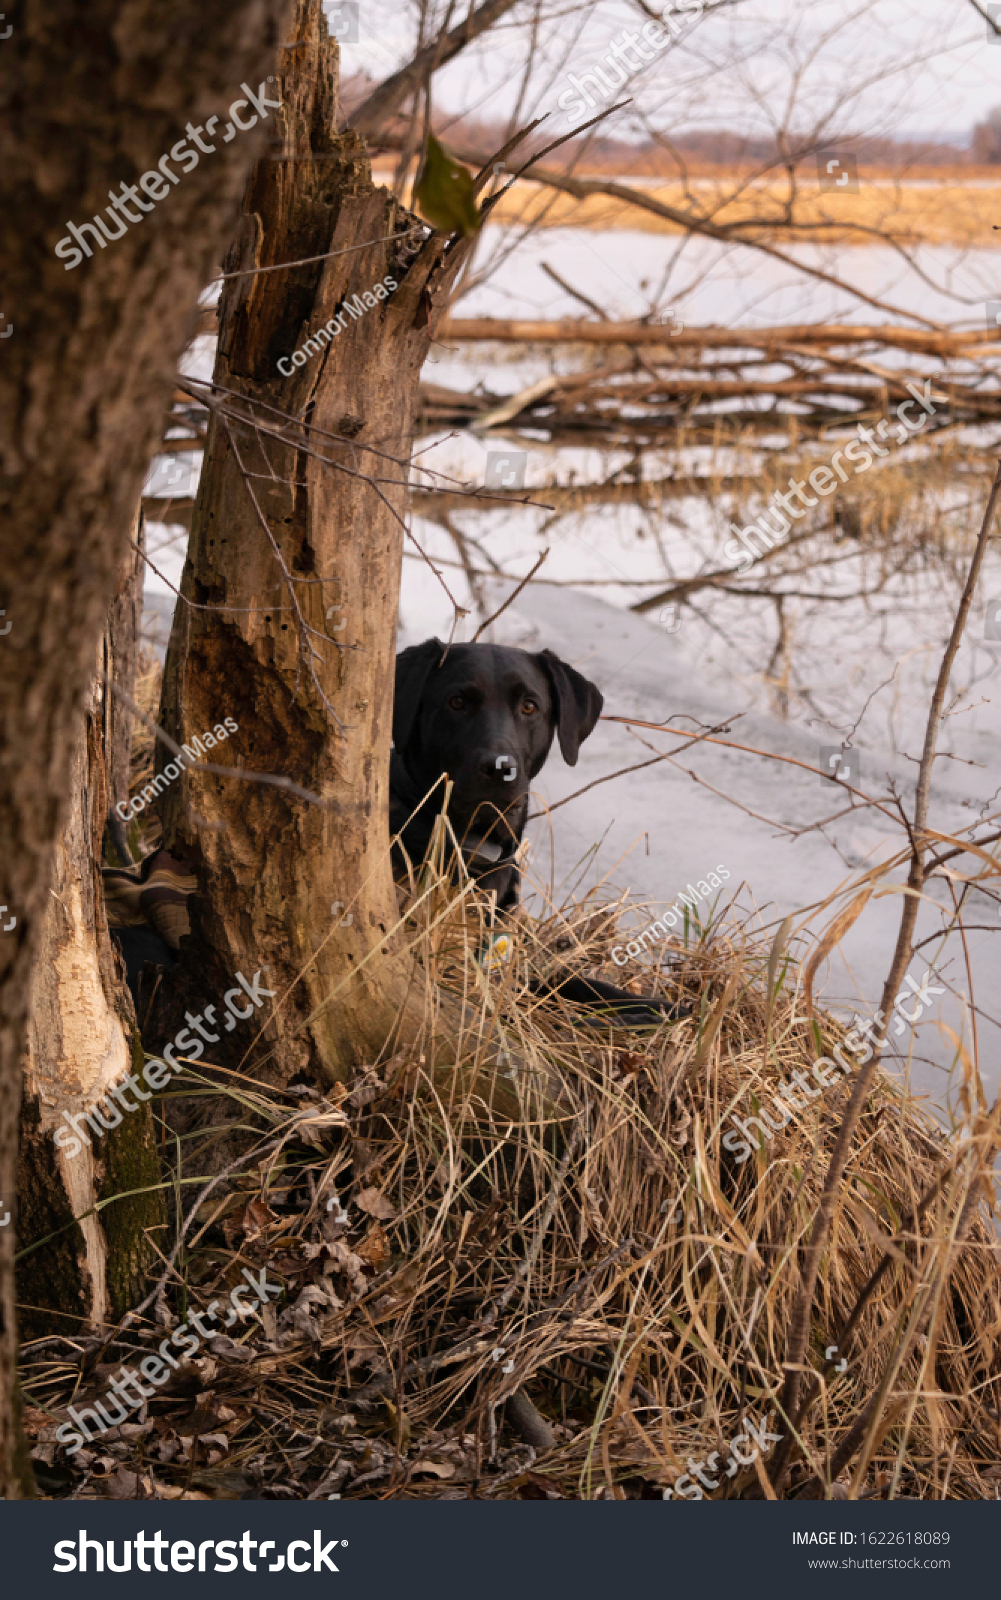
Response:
[[414, 134, 482, 237]]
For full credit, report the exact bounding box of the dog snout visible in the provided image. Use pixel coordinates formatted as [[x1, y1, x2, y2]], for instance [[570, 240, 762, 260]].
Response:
[[481, 753, 519, 784]]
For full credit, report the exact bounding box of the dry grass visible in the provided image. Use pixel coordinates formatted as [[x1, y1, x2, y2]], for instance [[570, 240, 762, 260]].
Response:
[[22, 862, 1001, 1501], [463, 174, 1001, 245]]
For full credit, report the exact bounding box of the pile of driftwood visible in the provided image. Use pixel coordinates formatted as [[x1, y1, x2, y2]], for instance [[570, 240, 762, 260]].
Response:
[[147, 321, 1001, 530], [419, 321, 1001, 445]]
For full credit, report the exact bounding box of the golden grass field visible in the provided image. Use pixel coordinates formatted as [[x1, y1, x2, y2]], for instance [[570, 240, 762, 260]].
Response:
[[490, 175, 1001, 244], [376, 167, 1001, 245]]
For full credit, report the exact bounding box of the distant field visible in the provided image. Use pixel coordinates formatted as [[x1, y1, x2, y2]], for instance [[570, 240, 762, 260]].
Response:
[[374, 168, 1001, 245]]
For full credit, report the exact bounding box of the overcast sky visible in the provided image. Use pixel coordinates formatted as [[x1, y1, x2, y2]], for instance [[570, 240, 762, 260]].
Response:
[[327, 0, 1001, 146]]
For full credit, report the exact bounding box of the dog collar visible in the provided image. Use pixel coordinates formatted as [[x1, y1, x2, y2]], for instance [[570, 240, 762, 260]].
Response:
[[461, 833, 515, 866]]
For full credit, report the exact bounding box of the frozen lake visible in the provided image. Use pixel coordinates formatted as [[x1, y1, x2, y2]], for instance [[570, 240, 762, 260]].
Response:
[[145, 231, 1001, 1121]]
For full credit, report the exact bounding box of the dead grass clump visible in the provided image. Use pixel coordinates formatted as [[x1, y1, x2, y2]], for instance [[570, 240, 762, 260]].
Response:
[[22, 878, 1000, 1501]]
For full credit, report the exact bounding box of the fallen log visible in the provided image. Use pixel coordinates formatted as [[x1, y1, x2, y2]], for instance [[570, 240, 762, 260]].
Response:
[[437, 318, 1001, 355]]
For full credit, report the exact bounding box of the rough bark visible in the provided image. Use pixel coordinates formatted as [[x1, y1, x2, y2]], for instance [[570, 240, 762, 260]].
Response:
[[0, 0, 293, 1498], [156, 2, 478, 1089], [104, 514, 147, 828], [17, 513, 166, 1345]]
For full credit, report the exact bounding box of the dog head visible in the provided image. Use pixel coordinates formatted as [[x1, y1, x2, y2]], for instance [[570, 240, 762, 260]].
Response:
[[391, 639, 603, 901]]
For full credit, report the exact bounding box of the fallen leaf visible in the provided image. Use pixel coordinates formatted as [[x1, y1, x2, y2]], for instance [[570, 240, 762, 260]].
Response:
[[615, 1051, 645, 1076], [355, 1221, 391, 1270], [344, 1332, 384, 1371], [22, 1407, 58, 1439], [347, 1074, 383, 1109], [355, 1186, 396, 1221], [290, 1283, 342, 1342], [223, 1195, 280, 1245], [103, 1466, 149, 1499], [410, 1459, 456, 1479], [350, 1137, 381, 1178], [324, 1239, 369, 1296]]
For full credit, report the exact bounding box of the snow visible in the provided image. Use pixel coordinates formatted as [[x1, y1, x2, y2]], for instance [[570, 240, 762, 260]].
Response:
[[142, 234, 1001, 1119]]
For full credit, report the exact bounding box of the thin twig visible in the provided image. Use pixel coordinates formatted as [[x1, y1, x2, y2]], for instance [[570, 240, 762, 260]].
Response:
[[209, 230, 424, 283], [773, 455, 1001, 1486], [470, 550, 549, 642]]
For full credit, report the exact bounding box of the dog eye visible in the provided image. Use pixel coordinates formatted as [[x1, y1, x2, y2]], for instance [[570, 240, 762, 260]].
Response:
[[521, 697, 539, 715], [447, 694, 465, 711]]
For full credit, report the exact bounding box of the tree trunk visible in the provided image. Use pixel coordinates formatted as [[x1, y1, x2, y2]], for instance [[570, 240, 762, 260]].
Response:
[[157, 1, 474, 1087], [0, 0, 293, 1498], [17, 512, 165, 1344]]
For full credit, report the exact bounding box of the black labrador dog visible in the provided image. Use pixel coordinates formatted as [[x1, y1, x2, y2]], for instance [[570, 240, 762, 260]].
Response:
[[391, 638, 680, 1024]]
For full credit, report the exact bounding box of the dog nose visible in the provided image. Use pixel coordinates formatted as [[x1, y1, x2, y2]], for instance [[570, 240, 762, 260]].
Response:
[[481, 753, 519, 784]]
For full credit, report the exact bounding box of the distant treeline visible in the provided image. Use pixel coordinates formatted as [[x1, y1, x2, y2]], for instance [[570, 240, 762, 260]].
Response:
[[341, 74, 999, 171]]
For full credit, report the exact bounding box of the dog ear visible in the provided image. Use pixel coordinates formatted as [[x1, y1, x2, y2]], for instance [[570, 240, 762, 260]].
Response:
[[393, 638, 444, 750], [537, 649, 603, 766]]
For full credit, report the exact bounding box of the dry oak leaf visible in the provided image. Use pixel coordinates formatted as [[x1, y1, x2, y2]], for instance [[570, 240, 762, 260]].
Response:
[[355, 1221, 391, 1271], [615, 1051, 646, 1076], [355, 1186, 396, 1221], [324, 1238, 369, 1297], [223, 1195, 280, 1245]]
